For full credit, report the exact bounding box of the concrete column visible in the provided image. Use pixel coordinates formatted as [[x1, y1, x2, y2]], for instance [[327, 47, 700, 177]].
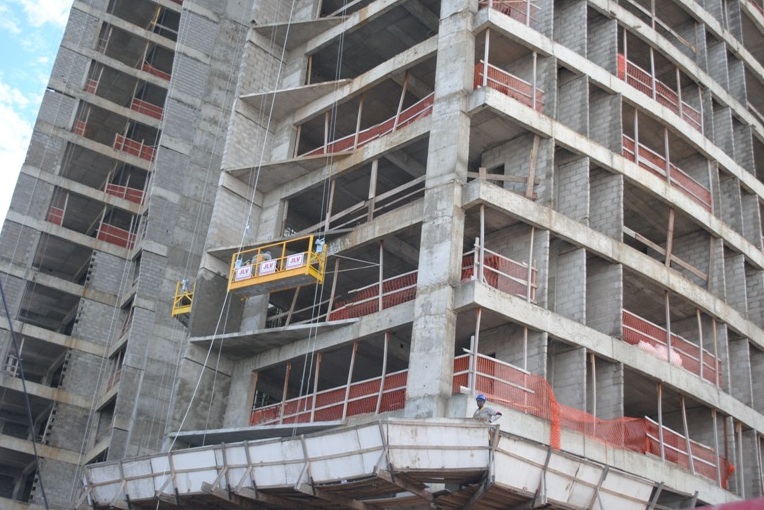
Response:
[[549, 241, 586, 323], [719, 174, 743, 235], [742, 428, 761, 498], [746, 263, 764, 329], [553, 0, 586, 56], [712, 104, 734, 159], [590, 87, 621, 153], [751, 347, 764, 415], [734, 122, 755, 177], [589, 168, 623, 241], [724, 249, 748, 316], [587, 10, 616, 72], [728, 56, 747, 107], [405, 0, 474, 419], [707, 236, 726, 300], [554, 156, 589, 224], [742, 190, 762, 247], [548, 343, 586, 409], [188, 270, 245, 337], [557, 71, 589, 136]]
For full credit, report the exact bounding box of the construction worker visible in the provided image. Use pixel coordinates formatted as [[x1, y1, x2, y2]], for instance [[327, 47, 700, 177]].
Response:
[[473, 394, 502, 423]]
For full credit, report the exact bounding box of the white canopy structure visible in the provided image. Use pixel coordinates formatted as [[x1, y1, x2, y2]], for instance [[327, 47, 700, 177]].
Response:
[[81, 418, 656, 509]]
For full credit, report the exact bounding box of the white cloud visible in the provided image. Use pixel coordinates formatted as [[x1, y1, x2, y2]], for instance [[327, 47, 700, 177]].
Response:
[[12, 0, 73, 28], [0, 80, 34, 225]]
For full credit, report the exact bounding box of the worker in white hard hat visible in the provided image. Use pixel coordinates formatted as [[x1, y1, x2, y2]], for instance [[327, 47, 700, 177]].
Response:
[[473, 394, 502, 423]]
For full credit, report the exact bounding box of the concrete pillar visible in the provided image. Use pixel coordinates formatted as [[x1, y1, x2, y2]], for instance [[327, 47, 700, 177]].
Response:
[[557, 72, 589, 136], [586, 258, 622, 337], [742, 189, 762, 247], [405, 0, 474, 419], [724, 249, 748, 316], [707, 39, 729, 92], [712, 104, 734, 158], [587, 10, 616, 72], [590, 87, 621, 153], [751, 346, 764, 415], [742, 428, 761, 498], [746, 263, 764, 329], [589, 168, 623, 241], [728, 56, 747, 107], [719, 174, 743, 235]]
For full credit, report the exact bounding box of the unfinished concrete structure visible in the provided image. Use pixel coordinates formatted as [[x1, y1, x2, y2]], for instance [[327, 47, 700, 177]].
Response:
[[6, 0, 764, 508]]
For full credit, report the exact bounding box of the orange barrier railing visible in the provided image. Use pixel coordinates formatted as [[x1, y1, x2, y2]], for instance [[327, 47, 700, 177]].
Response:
[[47, 206, 64, 226], [474, 61, 543, 111], [329, 251, 536, 320], [462, 247, 537, 302], [72, 120, 87, 136], [141, 61, 171, 81], [84, 78, 99, 94], [251, 350, 731, 486], [105, 183, 144, 204], [250, 370, 407, 425], [479, 0, 539, 26], [114, 134, 156, 162], [622, 135, 711, 212], [97, 223, 136, 249], [303, 93, 434, 156], [617, 54, 702, 133], [623, 309, 722, 386], [130, 98, 164, 120]]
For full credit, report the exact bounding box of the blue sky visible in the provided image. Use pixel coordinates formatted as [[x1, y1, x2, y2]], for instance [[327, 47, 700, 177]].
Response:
[[0, 0, 73, 225]]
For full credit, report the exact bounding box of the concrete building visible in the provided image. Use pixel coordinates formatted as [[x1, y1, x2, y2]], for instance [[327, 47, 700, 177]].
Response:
[[4, 0, 764, 508]]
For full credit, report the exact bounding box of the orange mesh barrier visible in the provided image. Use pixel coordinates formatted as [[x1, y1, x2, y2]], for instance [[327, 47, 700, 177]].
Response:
[[304, 94, 434, 156], [461, 252, 537, 301], [617, 54, 701, 133], [329, 271, 418, 320], [478, 0, 539, 25], [474, 61, 544, 111], [623, 310, 722, 386], [72, 120, 87, 136], [84, 78, 98, 94], [623, 135, 711, 212]]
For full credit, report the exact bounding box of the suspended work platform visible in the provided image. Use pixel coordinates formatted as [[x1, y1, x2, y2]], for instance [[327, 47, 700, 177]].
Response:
[[228, 235, 327, 296], [171, 279, 194, 324]]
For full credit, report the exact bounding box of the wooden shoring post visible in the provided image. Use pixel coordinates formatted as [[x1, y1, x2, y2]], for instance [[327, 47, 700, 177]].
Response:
[[376, 332, 389, 414], [658, 382, 666, 460], [526, 136, 539, 198], [246, 371, 259, 426], [698, 86, 705, 135], [756, 433, 764, 495], [663, 126, 671, 182], [532, 51, 538, 109], [624, 26, 628, 62], [523, 327, 528, 371], [323, 110, 330, 153], [285, 287, 300, 326], [738, 421, 745, 495], [480, 205, 486, 283], [324, 179, 336, 231], [378, 240, 384, 313], [394, 73, 409, 129], [697, 309, 704, 381], [293, 124, 302, 158], [472, 308, 483, 393], [713, 409, 722, 485], [368, 159, 378, 221], [327, 257, 340, 319], [665, 291, 673, 358], [279, 362, 291, 424], [665, 208, 675, 268], [676, 68, 683, 120], [306, 55, 313, 85], [342, 341, 359, 420], [649, 46, 656, 100], [680, 395, 695, 474], [483, 29, 490, 88], [527, 226, 535, 302], [62, 192, 70, 225], [713, 318, 720, 387], [590, 353, 597, 420], [310, 352, 322, 422], [353, 95, 364, 150], [650, 0, 656, 29], [634, 108, 640, 168]]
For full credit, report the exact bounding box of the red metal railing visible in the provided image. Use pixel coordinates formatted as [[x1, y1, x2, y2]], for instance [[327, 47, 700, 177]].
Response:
[[47, 207, 64, 226], [142, 61, 171, 81], [617, 54, 701, 133], [622, 135, 711, 212], [72, 120, 87, 136], [84, 79, 98, 94], [130, 98, 164, 120], [251, 351, 732, 487], [479, 0, 539, 26], [462, 247, 537, 301], [97, 223, 136, 249], [622, 309, 722, 386], [105, 184, 144, 204], [114, 134, 156, 162], [751, 0, 764, 16], [474, 61, 544, 111], [328, 251, 535, 321], [303, 93, 434, 156]]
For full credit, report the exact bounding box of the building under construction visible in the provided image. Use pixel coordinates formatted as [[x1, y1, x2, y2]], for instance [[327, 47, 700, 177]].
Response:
[[3, 0, 764, 508]]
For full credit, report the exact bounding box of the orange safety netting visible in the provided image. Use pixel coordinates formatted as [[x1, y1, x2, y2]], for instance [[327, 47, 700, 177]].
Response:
[[461, 253, 536, 301], [329, 271, 418, 320], [473, 61, 544, 111], [478, 0, 539, 25]]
